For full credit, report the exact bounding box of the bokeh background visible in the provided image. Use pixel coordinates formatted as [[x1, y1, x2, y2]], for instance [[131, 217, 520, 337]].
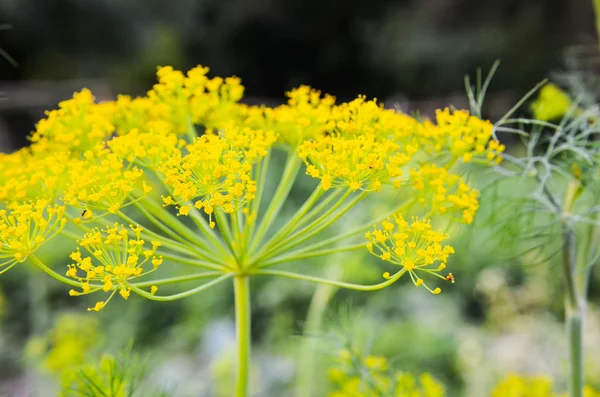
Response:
[[1, 1, 600, 396]]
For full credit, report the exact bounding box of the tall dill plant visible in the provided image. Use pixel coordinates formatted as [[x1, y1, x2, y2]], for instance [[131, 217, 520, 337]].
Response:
[[469, 59, 600, 396], [0, 66, 500, 396]]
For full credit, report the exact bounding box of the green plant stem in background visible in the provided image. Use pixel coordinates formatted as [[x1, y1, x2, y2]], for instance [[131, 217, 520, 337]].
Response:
[[295, 262, 343, 397], [234, 276, 251, 397], [561, 180, 585, 397], [562, 228, 584, 397], [567, 305, 584, 397]]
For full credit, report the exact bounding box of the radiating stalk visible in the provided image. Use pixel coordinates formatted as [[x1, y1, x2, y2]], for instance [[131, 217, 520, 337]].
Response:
[[234, 276, 251, 397]]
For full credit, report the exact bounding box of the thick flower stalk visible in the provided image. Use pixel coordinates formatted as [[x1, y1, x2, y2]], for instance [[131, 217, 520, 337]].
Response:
[[0, 65, 501, 396]]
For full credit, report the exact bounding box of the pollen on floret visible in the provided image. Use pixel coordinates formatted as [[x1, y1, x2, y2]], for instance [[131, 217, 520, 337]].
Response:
[[415, 278, 424, 287], [178, 205, 191, 216], [88, 301, 105, 312], [150, 285, 158, 295], [152, 256, 163, 268], [432, 288, 441, 295], [119, 289, 130, 299]]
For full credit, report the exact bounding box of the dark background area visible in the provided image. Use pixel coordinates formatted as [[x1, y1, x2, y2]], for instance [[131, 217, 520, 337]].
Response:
[[0, 0, 596, 150]]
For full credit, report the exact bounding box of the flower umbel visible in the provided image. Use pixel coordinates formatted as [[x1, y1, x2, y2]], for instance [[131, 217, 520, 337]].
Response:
[[66, 223, 162, 310], [366, 214, 455, 294], [0, 200, 66, 271]]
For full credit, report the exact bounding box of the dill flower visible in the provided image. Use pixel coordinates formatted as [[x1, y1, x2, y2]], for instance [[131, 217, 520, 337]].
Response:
[[328, 348, 445, 397], [0, 200, 66, 270], [407, 164, 480, 223], [107, 120, 184, 170], [62, 151, 152, 217], [491, 374, 600, 397], [530, 83, 573, 122], [66, 223, 162, 311], [298, 134, 407, 192], [29, 89, 115, 153], [365, 214, 455, 294], [0, 64, 501, 397]]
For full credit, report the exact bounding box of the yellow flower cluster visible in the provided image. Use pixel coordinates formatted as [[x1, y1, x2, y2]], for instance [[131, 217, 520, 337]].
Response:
[[530, 83, 573, 122], [0, 63, 500, 303], [107, 120, 184, 170], [328, 349, 445, 397], [299, 134, 407, 191], [366, 214, 455, 294], [408, 164, 480, 224], [29, 89, 115, 153], [63, 150, 152, 217], [491, 374, 600, 397], [422, 108, 504, 163], [0, 200, 66, 266], [160, 128, 275, 223], [66, 223, 162, 311], [143, 65, 244, 133]]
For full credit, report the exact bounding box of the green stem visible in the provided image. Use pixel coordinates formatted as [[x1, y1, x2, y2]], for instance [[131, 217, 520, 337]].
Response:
[[215, 209, 237, 258], [255, 191, 365, 264], [254, 186, 325, 258], [125, 274, 232, 301], [131, 199, 201, 247], [29, 254, 101, 288], [131, 271, 225, 288], [561, 181, 585, 397], [295, 262, 343, 397], [245, 152, 271, 247], [234, 276, 251, 397], [249, 153, 301, 253], [567, 304, 584, 397], [259, 243, 364, 268], [253, 268, 406, 291], [157, 251, 230, 271]]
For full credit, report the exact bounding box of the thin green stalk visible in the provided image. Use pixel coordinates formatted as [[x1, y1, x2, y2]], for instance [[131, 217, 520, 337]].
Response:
[[187, 207, 232, 258], [138, 190, 230, 258], [252, 268, 407, 291], [116, 211, 208, 259], [157, 251, 230, 271], [125, 274, 232, 302], [186, 116, 198, 143], [29, 254, 101, 288], [132, 271, 225, 288], [245, 152, 271, 247], [254, 186, 325, 257], [215, 209, 237, 259], [131, 199, 202, 247], [234, 276, 251, 397], [256, 191, 366, 263], [251, 189, 352, 263], [290, 189, 344, 232], [258, 243, 364, 268], [249, 153, 302, 253]]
